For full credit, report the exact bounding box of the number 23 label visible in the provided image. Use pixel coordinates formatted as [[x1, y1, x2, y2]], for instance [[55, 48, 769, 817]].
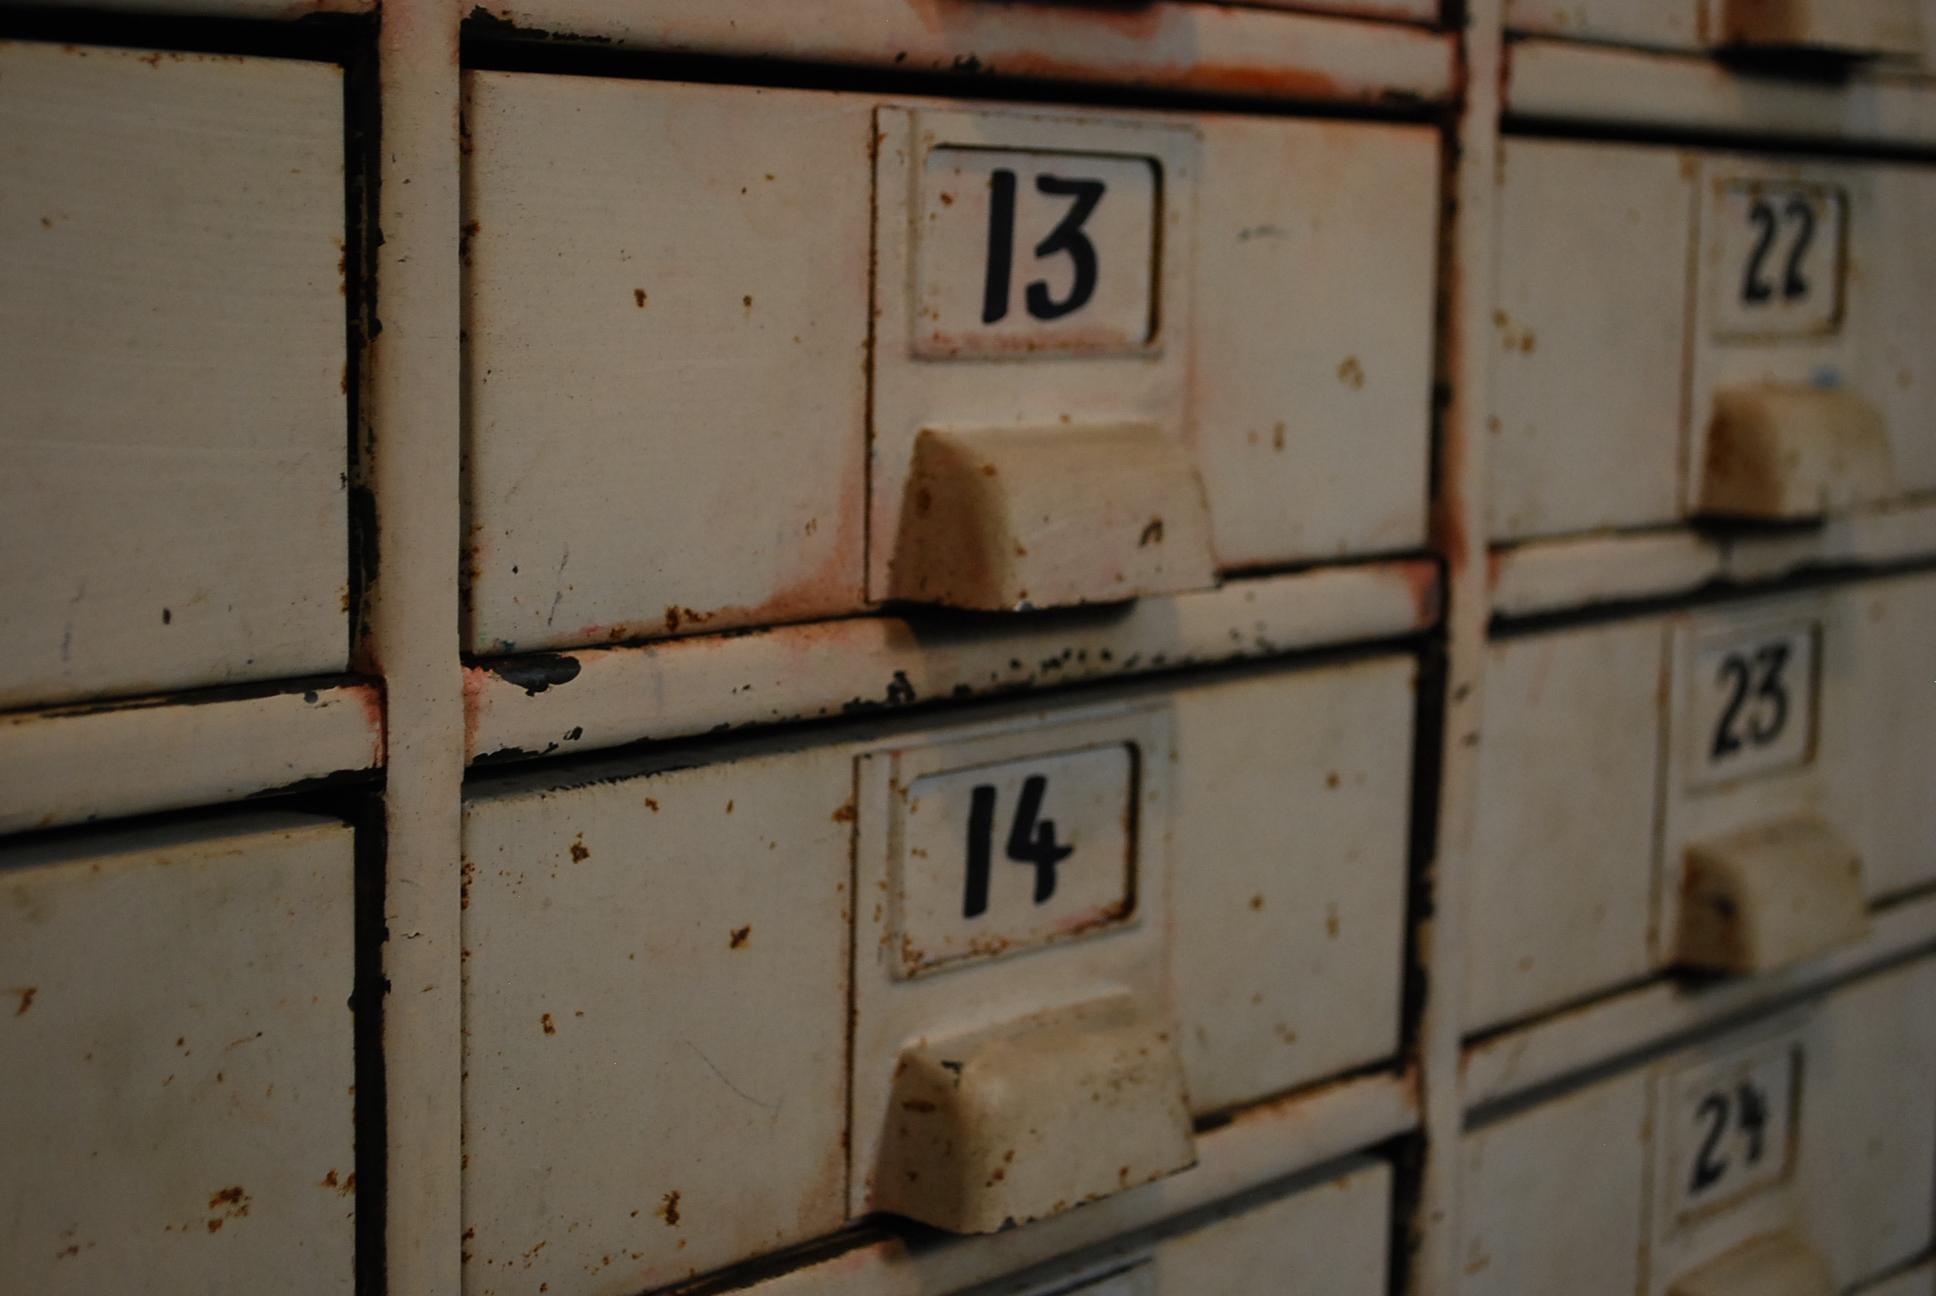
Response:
[[1688, 619, 1819, 788]]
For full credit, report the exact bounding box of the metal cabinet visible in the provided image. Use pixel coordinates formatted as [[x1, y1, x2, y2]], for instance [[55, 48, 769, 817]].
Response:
[[0, 41, 349, 707], [0, 812, 358, 1295]]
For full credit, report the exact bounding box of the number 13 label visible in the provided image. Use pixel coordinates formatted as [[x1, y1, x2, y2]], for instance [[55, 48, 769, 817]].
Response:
[[913, 146, 1160, 358]]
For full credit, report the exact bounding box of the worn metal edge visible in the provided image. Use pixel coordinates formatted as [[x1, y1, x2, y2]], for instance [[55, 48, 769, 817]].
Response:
[[462, 560, 1441, 766], [1489, 499, 1936, 619], [0, 680, 384, 835], [674, 1067, 1418, 1296], [1461, 888, 1936, 1110], [15, 0, 374, 18], [462, 0, 1455, 108], [1506, 37, 1936, 146]]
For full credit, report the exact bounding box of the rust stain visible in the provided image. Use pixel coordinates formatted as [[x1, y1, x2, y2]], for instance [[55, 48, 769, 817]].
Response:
[[540, 1013, 556, 1036], [1337, 356, 1366, 389], [831, 800, 857, 824], [13, 986, 35, 1015], [1248, 894, 1265, 912], [728, 925, 751, 949], [1392, 559, 1442, 627], [643, 797, 660, 813], [568, 834, 589, 863], [657, 1191, 681, 1227], [633, 288, 648, 308]]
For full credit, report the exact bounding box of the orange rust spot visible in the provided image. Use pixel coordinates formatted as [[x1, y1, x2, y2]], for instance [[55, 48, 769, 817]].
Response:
[[1337, 356, 1366, 389], [728, 925, 751, 949], [13, 986, 35, 1015], [657, 1191, 681, 1227], [831, 800, 857, 824], [1248, 894, 1265, 912], [541, 1013, 556, 1035], [569, 835, 589, 863], [633, 288, 647, 308], [644, 797, 660, 813]]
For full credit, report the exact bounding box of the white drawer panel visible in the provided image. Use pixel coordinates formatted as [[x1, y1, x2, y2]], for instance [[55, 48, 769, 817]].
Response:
[[0, 812, 357, 1295], [1170, 658, 1413, 1113], [1490, 138, 1936, 542], [1146, 1159, 1391, 1295], [0, 41, 349, 706]]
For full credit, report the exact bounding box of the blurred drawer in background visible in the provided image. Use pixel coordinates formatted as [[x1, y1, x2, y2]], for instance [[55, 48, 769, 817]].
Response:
[[1505, 0, 1924, 58], [1459, 956, 1936, 1296], [0, 812, 358, 1295], [1467, 572, 1936, 1029], [459, 652, 1415, 1291], [462, 71, 1437, 653], [0, 41, 350, 708], [999, 1156, 1393, 1296], [1489, 139, 1936, 542]]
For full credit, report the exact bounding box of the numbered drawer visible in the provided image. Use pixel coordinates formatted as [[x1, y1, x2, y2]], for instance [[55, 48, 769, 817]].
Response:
[[1506, 0, 1924, 56], [0, 812, 357, 1295], [0, 41, 349, 707], [1461, 960, 1936, 1296], [462, 72, 1437, 653], [1489, 140, 1936, 542], [1469, 581, 1933, 1028], [460, 657, 1414, 1289], [999, 1157, 1393, 1296]]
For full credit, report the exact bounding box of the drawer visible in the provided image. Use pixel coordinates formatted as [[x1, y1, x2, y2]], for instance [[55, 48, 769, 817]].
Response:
[[1506, 0, 1924, 56], [0, 41, 349, 707], [0, 812, 357, 1295], [461, 658, 1414, 1288], [1470, 578, 1936, 1027], [462, 72, 1437, 653], [1490, 140, 1936, 542], [1461, 960, 1936, 1295], [1002, 1157, 1393, 1296]]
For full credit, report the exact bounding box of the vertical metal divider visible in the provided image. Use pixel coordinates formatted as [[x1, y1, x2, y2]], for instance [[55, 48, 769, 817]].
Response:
[[355, 2, 466, 1292], [1412, 2, 1502, 1293]]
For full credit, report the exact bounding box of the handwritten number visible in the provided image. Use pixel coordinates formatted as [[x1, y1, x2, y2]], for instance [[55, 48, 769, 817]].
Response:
[[962, 775, 1075, 917], [1741, 194, 1818, 307], [980, 170, 1107, 325], [1692, 1093, 1730, 1193], [980, 170, 1018, 325], [1711, 640, 1793, 762]]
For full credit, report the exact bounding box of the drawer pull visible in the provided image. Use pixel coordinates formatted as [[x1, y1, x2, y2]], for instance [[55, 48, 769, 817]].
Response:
[[1697, 385, 1892, 522], [1677, 812, 1869, 974]]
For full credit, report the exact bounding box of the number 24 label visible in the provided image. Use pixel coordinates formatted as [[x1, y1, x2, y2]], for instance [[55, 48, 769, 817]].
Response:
[[1668, 1038, 1800, 1220]]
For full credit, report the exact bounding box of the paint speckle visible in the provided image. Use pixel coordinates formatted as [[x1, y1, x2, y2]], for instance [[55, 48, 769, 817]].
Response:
[[541, 1013, 556, 1036], [657, 1191, 681, 1227], [568, 835, 589, 863]]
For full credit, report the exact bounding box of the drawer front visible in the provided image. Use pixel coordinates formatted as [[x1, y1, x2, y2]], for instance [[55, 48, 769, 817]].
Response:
[[1009, 1158, 1393, 1296], [463, 70, 1438, 651], [0, 41, 349, 706], [0, 813, 357, 1295], [1490, 138, 1936, 541], [1506, 0, 1923, 55], [1169, 658, 1414, 1114], [1462, 960, 1936, 1295], [1473, 578, 1932, 1026], [462, 659, 1416, 1286], [1467, 619, 1665, 1028]]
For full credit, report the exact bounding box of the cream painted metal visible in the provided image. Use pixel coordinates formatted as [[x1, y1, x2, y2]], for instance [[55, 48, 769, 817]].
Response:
[[1507, 0, 1923, 55], [461, 657, 1412, 1289], [461, 559, 1438, 769], [1505, 39, 1936, 144], [1001, 1157, 1394, 1296], [465, 74, 1438, 645], [1191, 114, 1438, 569], [1168, 657, 1414, 1115], [1460, 959, 1936, 1295], [1470, 576, 1936, 1028], [0, 41, 349, 707], [466, 0, 1456, 108], [0, 812, 357, 1295], [0, 681, 383, 834], [1491, 140, 1936, 543]]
